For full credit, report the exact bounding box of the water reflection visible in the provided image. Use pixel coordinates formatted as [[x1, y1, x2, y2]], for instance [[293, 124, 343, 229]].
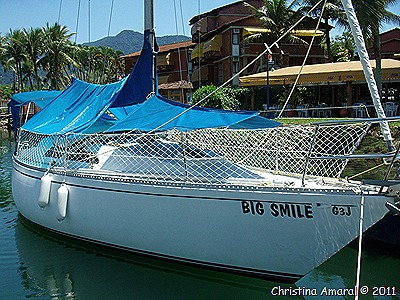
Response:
[[299, 241, 400, 299], [15, 216, 281, 299]]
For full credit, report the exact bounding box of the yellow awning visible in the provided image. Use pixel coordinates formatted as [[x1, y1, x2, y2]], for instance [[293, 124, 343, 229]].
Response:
[[242, 27, 324, 37], [157, 52, 171, 66], [191, 43, 204, 61], [203, 35, 222, 53], [239, 59, 400, 86]]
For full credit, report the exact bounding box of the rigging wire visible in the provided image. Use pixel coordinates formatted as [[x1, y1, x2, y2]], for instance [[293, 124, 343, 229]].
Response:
[[178, 0, 193, 102], [58, 0, 63, 24], [355, 194, 365, 300], [277, 0, 327, 119], [173, 0, 184, 102], [197, 0, 201, 87], [178, 0, 186, 36], [88, 0, 92, 82], [74, 0, 82, 44], [113, 0, 324, 138], [86, 0, 326, 160], [101, 0, 115, 83]]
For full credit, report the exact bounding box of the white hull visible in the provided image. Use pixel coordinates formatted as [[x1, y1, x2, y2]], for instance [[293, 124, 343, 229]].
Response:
[[12, 158, 391, 281]]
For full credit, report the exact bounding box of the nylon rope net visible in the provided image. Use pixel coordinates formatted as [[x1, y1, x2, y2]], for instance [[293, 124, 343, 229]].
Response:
[[16, 123, 369, 187]]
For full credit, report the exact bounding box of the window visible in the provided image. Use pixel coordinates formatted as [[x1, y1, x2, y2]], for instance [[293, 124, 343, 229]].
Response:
[[232, 32, 239, 45], [233, 60, 239, 73]]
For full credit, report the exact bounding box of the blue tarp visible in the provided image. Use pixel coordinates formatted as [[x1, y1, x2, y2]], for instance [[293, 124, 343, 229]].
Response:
[[107, 94, 280, 132], [22, 78, 127, 134], [9, 90, 62, 136], [111, 30, 156, 107], [20, 29, 280, 135], [9, 90, 62, 108]]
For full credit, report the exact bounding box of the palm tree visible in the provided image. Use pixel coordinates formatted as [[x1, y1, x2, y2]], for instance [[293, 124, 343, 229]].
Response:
[[0, 34, 6, 58], [331, 31, 356, 61], [3, 29, 26, 92], [346, 0, 400, 96], [22, 27, 44, 90], [97, 46, 124, 84], [301, 0, 345, 62], [244, 0, 307, 67], [41, 23, 77, 90], [70, 45, 124, 84]]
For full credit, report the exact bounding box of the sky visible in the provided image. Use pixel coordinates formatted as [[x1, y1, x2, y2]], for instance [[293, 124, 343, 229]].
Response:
[[0, 0, 399, 44]]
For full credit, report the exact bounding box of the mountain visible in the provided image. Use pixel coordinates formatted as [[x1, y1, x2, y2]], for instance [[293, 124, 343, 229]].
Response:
[[0, 30, 191, 85], [84, 30, 191, 54]]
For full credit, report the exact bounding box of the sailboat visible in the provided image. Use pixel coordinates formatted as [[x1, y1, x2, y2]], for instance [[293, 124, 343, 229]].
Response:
[[11, 0, 399, 282]]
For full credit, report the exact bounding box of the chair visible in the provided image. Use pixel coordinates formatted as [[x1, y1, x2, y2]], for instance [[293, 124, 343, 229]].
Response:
[[297, 104, 309, 117], [384, 102, 398, 117], [352, 103, 367, 118], [313, 104, 331, 118]]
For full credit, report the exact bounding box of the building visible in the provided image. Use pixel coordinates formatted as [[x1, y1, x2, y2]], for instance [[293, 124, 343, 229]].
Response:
[[121, 40, 195, 103], [122, 0, 328, 105], [369, 27, 400, 60], [189, 0, 327, 88]]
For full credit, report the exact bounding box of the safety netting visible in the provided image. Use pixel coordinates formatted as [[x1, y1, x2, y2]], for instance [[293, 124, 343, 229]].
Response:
[[15, 123, 369, 186]]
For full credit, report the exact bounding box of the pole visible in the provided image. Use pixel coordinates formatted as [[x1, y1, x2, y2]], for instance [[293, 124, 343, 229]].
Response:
[[144, 0, 156, 93], [266, 54, 270, 111]]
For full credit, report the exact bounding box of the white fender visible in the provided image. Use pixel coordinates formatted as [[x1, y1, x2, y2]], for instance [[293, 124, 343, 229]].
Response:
[[38, 174, 52, 208], [57, 184, 69, 221]]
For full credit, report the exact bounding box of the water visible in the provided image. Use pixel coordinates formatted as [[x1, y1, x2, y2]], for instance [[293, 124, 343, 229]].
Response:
[[0, 131, 399, 300]]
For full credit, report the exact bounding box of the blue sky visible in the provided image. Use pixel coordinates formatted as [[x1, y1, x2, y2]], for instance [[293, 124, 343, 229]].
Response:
[[1, 0, 399, 44]]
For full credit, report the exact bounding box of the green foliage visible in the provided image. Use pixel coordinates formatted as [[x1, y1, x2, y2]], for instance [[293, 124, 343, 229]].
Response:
[[192, 85, 251, 110], [0, 23, 127, 92], [0, 84, 14, 100], [331, 32, 356, 62], [244, 0, 307, 67], [278, 86, 316, 107]]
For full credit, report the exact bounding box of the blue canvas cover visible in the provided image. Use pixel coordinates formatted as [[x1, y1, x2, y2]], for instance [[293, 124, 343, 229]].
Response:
[[9, 90, 62, 108], [9, 90, 62, 136], [22, 77, 127, 134], [20, 29, 279, 135], [20, 30, 155, 134], [111, 30, 156, 107], [107, 94, 280, 132]]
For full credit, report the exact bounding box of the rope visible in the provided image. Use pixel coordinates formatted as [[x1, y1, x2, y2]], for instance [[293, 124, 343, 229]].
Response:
[[57, 0, 63, 24], [173, 0, 184, 100], [74, 0, 81, 44], [135, 0, 325, 135], [347, 162, 385, 180], [277, 0, 327, 119], [64, 0, 326, 160], [101, 0, 115, 83], [355, 194, 365, 300]]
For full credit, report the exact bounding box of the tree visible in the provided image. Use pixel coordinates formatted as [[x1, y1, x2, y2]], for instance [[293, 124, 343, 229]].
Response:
[[346, 0, 400, 96], [193, 85, 250, 110], [244, 0, 307, 67], [70, 45, 124, 84], [0, 34, 6, 58], [331, 31, 356, 62], [22, 27, 44, 90], [3, 29, 26, 93], [40, 23, 77, 90], [301, 0, 345, 62]]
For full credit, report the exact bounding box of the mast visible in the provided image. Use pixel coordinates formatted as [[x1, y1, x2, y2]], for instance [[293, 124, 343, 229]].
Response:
[[144, 0, 157, 93], [341, 0, 395, 152]]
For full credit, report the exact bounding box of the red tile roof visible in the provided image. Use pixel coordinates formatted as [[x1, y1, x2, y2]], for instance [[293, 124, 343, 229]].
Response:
[[122, 40, 195, 58]]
